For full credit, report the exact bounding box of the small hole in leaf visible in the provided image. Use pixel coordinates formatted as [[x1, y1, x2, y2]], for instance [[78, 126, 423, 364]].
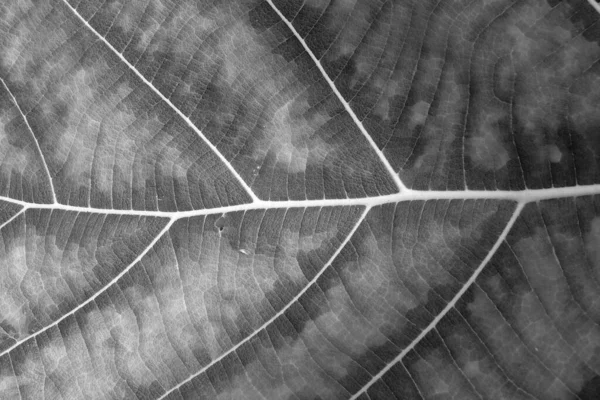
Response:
[[215, 216, 226, 233]]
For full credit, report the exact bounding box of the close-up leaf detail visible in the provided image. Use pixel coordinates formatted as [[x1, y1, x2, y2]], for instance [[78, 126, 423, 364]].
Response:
[[1, 0, 600, 399]]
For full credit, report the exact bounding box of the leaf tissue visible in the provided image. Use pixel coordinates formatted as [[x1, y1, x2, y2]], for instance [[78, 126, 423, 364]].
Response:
[[1, 0, 600, 399]]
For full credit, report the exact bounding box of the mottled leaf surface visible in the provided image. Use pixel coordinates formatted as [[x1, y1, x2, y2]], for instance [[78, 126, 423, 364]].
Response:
[[0, 0, 599, 399]]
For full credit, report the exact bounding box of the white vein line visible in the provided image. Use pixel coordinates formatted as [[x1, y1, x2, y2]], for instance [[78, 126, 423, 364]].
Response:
[[58, 0, 259, 204], [157, 205, 371, 400], [0, 217, 175, 359], [587, 0, 600, 14], [0, 206, 24, 230], [264, 0, 408, 193], [0, 78, 57, 204], [350, 201, 525, 399], [1, 184, 600, 218]]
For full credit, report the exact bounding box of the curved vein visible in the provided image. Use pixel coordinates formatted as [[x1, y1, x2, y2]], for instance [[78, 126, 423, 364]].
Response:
[[265, 0, 408, 193], [0, 217, 175, 359], [58, 0, 260, 203], [0, 78, 57, 204], [350, 201, 525, 399], [157, 205, 371, 399]]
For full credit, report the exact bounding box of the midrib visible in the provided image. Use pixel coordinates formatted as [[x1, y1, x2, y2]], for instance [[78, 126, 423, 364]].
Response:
[[2, 184, 600, 218]]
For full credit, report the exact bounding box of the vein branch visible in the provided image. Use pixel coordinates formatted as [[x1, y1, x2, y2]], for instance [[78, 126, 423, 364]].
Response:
[[0, 207, 25, 231], [350, 201, 525, 399], [1, 185, 599, 218], [156, 205, 372, 400], [0, 217, 175, 359], [264, 0, 408, 193], [587, 0, 600, 14], [58, 0, 260, 203], [0, 78, 57, 204]]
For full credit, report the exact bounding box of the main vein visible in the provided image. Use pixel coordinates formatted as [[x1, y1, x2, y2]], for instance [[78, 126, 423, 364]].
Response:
[[2, 184, 600, 218], [264, 0, 408, 193], [587, 0, 600, 14], [350, 201, 525, 399], [58, 0, 260, 204]]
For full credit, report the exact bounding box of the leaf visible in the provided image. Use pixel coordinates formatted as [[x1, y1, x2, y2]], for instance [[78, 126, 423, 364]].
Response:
[[0, 0, 599, 399]]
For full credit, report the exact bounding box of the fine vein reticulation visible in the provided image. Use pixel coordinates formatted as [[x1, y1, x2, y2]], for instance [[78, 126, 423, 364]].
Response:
[[1, 0, 600, 399]]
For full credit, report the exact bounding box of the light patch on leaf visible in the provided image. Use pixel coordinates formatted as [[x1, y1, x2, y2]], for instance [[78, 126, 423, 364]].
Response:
[[569, 73, 600, 133], [514, 227, 600, 372], [0, 230, 98, 345], [0, 112, 34, 178], [467, 109, 510, 171], [407, 101, 430, 130], [0, 242, 30, 341], [0, 371, 20, 400], [372, 77, 405, 121], [50, 66, 133, 192], [412, 351, 480, 400], [12, 351, 45, 397], [585, 217, 600, 281], [0, 0, 68, 85], [512, 290, 589, 390], [114, 0, 215, 56], [467, 284, 577, 399], [258, 96, 331, 174], [508, 2, 600, 168], [218, 281, 389, 399], [401, 71, 463, 180], [63, 304, 158, 398]]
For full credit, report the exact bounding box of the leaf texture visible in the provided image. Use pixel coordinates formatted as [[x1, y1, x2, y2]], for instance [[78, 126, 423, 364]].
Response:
[[1, 0, 600, 399]]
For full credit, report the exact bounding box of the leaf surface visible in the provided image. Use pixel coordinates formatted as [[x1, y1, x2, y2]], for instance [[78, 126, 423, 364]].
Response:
[[1, 0, 600, 399]]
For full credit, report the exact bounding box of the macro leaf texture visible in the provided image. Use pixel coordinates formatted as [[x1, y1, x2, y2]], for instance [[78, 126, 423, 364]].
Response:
[[1, 0, 600, 399]]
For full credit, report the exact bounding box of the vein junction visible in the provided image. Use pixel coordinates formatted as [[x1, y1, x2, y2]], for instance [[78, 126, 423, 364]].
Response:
[[1, 185, 600, 219]]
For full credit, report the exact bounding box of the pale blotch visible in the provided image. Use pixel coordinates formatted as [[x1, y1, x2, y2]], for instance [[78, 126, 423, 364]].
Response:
[[37, 338, 82, 399], [544, 144, 562, 164], [0, 242, 29, 340], [373, 77, 405, 120], [128, 1, 214, 55], [402, 73, 463, 175], [90, 85, 139, 194], [1, 0, 67, 86], [508, 229, 600, 394], [10, 354, 45, 397], [119, 285, 197, 385], [0, 111, 34, 178], [217, 19, 281, 92], [218, 281, 390, 400], [0, 223, 103, 345], [411, 352, 480, 400], [505, 2, 570, 64], [467, 286, 576, 400], [569, 74, 600, 133], [254, 227, 334, 291], [345, 232, 420, 318], [66, 303, 158, 397], [49, 63, 174, 198], [49, 66, 97, 187], [509, 2, 600, 160], [585, 217, 600, 281], [0, 372, 20, 399], [512, 290, 588, 390], [467, 110, 510, 171], [446, 329, 539, 400], [407, 100, 430, 130], [218, 216, 478, 397], [259, 96, 330, 174], [304, 0, 331, 9]]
